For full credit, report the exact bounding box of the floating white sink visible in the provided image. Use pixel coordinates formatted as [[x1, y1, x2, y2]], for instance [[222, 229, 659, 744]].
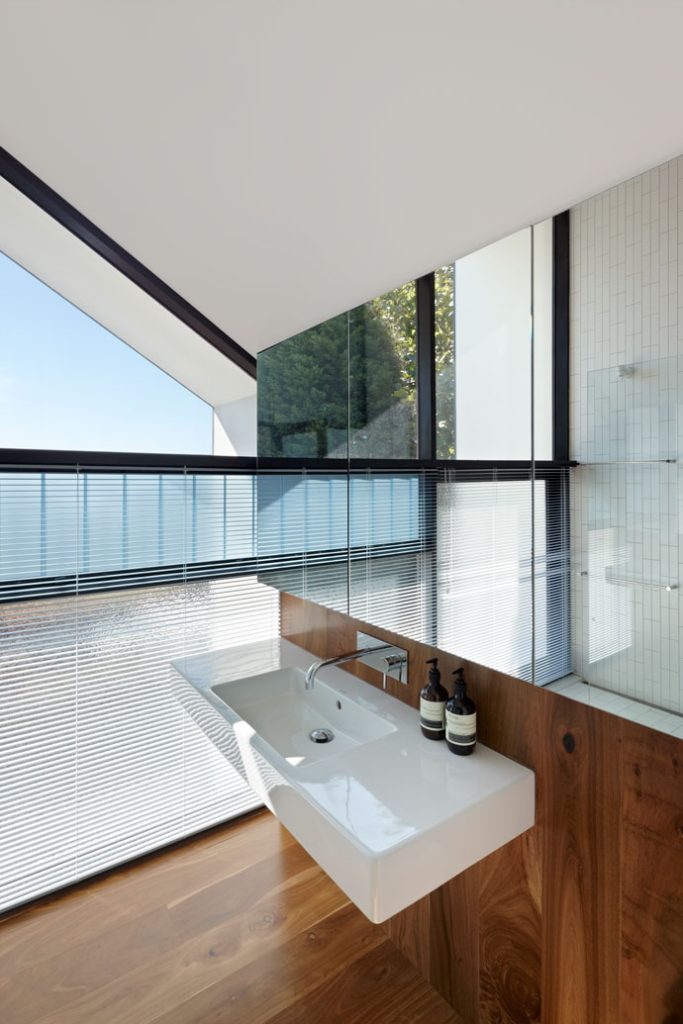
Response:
[[172, 638, 535, 923]]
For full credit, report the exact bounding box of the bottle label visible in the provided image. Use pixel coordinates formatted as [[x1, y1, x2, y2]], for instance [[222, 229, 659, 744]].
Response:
[[420, 698, 446, 731], [446, 710, 477, 746]]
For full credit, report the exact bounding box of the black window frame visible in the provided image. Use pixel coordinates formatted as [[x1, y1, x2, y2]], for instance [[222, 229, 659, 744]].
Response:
[[0, 146, 571, 682]]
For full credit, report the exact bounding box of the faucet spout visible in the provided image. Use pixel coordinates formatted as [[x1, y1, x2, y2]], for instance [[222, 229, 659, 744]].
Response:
[[304, 644, 395, 690]]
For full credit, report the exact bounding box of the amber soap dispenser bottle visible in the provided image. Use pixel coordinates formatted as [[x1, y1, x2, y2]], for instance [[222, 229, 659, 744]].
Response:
[[420, 658, 448, 740], [445, 667, 477, 755]]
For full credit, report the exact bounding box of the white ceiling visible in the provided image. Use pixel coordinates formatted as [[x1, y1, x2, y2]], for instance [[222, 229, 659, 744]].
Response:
[[2, 1, 683, 356]]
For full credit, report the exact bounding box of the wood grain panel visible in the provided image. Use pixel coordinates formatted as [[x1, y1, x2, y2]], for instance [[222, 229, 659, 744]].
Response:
[[540, 696, 621, 1023], [281, 592, 683, 1024], [382, 894, 431, 978], [479, 831, 541, 1024], [429, 864, 480, 1022], [621, 722, 683, 1024]]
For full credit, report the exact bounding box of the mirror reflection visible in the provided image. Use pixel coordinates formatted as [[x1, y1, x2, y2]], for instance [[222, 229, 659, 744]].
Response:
[[257, 157, 683, 740]]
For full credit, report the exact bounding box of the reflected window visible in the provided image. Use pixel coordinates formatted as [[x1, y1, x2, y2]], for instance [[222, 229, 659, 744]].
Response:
[[435, 221, 553, 460], [257, 311, 349, 459], [257, 283, 418, 460], [349, 283, 417, 459]]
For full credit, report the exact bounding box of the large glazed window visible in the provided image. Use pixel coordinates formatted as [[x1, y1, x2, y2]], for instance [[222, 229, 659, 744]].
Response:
[[0, 252, 214, 454], [0, 467, 285, 912], [0, 170, 266, 913]]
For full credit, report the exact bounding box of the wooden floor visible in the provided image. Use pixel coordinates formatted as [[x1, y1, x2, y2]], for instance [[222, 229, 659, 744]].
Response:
[[0, 811, 462, 1024]]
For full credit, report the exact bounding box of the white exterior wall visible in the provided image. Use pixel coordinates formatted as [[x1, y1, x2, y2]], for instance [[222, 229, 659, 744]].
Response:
[[213, 393, 258, 456]]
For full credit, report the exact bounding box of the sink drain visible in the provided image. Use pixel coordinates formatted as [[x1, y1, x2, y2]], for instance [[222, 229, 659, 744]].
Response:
[[309, 728, 334, 744]]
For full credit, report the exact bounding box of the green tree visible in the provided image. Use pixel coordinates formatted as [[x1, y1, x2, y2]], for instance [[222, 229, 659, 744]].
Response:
[[434, 266, 456, 458], [366, 269, 456, 457], [257, 311, 350, 458], [257, 269, 456, 459]]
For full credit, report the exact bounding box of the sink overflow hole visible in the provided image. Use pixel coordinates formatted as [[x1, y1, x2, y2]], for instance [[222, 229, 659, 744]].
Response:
[[336, 700, 342, 710], [309, 728, 334, 744]]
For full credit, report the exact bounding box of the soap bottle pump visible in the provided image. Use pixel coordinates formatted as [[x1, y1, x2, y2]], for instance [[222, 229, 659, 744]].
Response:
[[445, 668, 477, 755], [420, 658, 448, 740]]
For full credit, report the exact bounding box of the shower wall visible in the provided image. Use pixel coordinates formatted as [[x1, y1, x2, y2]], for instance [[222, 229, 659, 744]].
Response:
[[570, 156, 682, 714]]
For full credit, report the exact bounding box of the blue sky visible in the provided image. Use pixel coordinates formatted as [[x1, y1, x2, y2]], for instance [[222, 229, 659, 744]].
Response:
[[0, 252, 213, 453]]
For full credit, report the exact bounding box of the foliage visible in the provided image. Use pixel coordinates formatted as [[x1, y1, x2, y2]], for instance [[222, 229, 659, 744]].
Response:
[[257, 270, 456, 459], [258, 312, 349, 458], [434, 266, 456, 458]]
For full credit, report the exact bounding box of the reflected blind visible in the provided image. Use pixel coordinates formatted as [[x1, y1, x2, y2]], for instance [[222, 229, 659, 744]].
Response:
[[436, 468, 570, 685], [253, 466, 570, 686], [437, 471, 536, 681], [0, 468, 279, 912], [256, 471, 350, 612], [255, 469, 433, 638], [349, 470, 435, 643]]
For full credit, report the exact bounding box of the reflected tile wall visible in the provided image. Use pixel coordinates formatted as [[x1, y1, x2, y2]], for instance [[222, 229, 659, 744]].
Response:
[[570, 157, 683, 714]]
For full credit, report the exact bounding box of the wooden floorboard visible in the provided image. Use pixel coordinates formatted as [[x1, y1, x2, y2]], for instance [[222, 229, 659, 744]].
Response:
[[0, 810, 463, 1024], [0, 811, 294, 977]]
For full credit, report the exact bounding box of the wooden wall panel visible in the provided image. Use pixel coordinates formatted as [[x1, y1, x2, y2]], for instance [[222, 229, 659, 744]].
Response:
[[621, 721, 683, 1024], [539, 696, 621, 1022], [280, 593, 683, 1024], [382, 895, 431, 980], [478, 831, 541, 1024], [429, 865, 480, 1022]]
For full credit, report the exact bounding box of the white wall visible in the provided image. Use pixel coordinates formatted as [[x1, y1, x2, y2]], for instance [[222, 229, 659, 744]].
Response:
[[532, 219, 554, 461], [454, 221, 552, 460], [213, 393, 258, 456], [570, 156, 682, 713]]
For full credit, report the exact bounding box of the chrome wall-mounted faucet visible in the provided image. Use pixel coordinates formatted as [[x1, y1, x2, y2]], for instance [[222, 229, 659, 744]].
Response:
[[304, 632, 408, 691]]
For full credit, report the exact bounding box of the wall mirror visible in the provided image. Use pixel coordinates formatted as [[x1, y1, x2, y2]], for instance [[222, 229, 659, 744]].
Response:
[[256, 221, 560, 686], [257, 170, 683, 740]]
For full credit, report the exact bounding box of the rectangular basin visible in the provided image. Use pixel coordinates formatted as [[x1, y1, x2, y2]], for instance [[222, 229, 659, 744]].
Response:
[[212, 666, 396, 766]]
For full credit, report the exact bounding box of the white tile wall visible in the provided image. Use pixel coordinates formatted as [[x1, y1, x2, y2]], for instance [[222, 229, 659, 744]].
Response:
[[570, 157, 683, 716]]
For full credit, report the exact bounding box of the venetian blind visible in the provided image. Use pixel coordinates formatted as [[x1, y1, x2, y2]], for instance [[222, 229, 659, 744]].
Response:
[[349, 469, 437, 643], [0, 468, 279, 912]]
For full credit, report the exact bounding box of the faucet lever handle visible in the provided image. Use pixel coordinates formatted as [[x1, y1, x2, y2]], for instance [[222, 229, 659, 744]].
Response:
[[382, 652, 408, 686]]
